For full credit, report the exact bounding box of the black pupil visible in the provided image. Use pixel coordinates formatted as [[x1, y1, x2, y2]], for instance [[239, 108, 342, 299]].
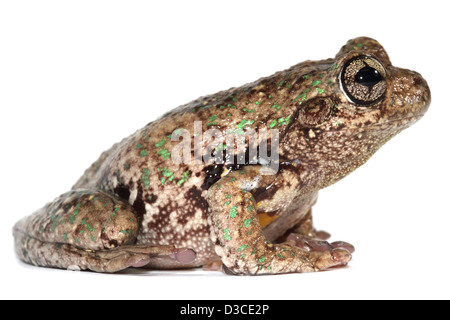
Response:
[[355, 66, 383, 87]]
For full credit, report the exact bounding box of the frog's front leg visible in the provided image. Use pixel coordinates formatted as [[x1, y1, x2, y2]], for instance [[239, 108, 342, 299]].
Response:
[[206, 166, 352, 275], [13, 189, 195, 273]]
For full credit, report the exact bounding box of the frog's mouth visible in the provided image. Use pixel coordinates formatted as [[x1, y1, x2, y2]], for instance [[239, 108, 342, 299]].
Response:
[[331, 113, 427, 133]]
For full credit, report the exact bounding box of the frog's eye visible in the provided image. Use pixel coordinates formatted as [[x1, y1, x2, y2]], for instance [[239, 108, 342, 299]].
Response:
[[340, 56, 387, 106]]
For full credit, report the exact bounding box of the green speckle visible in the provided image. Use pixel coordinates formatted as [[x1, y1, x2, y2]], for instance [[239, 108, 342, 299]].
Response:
[[121, 230, 128, 235], [69, 203, 81, 224], [176, 180, 184, 186], [159, 167, 175, 182], [271, 102, 281, 110], [224, 201, 231, 206], [139, 149, 148, 157], [123, 163, 130, 170], [63, 233, 68, 242], [51, 216, 61, 232], [141, 168, 151, 189], [255, 101, 262, 105], [316, 88, 326, 94], [259, 256, 265, 263], [243, 218, 253, 228], [136, 142, 144, 149], [161, 178, 166, 185], [303, 75, 310, 79], [223, 229, 231, 241], [312, 80, 322, 86], [269, 119, 277, 129], [236, 119, 255, 129], [90, 236, 97, 242], [247, 205, 253, 212], [81, 218, 87, 225], [356, 43, 363, 48], [278, 116, 291, 126], [292, 92, 307, 103], [157, 148, 171, 159], [155, 139, 166, 148], [86, 224, 95, 232], [177, 170, 191, 186], [237, 245, 247, 252], [267, 266, 271, 270], [230, 206, 237, 218], [207, 115, 218, 126]]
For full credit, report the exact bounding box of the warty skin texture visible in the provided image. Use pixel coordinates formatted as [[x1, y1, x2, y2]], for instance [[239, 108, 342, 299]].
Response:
[[13, 37, 430, 274]]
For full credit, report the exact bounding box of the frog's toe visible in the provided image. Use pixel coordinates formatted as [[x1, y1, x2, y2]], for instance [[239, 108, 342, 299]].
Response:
[[314, 248, 352, 270], [286, 233, 355, 253], [286, 233, 353, 270], [314, 230, 331, 240], [330, 241, 355, 254]]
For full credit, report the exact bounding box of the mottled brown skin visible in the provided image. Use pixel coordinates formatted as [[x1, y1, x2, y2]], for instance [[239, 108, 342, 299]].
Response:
[[13, 37, 431, 275]]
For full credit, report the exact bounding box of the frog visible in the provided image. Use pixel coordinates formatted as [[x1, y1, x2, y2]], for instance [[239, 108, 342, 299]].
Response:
[[13, 37, 431, 275]]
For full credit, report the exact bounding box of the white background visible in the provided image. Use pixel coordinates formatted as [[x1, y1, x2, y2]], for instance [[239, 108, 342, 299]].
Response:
[[1, 0, 449, 300]]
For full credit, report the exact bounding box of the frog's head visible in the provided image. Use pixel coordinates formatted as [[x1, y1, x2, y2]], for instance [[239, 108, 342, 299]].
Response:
[[333, 37, 431, 125], [283, 37, 431, 186]]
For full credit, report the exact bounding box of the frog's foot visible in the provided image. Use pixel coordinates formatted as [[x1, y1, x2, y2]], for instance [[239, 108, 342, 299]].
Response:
[[12, 189, 197, 273], [220, 241, 353, 275], [14, 231, 196, 273]]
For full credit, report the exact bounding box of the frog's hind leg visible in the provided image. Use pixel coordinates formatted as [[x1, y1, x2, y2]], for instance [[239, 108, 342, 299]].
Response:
[[13, 189, 195, 273]]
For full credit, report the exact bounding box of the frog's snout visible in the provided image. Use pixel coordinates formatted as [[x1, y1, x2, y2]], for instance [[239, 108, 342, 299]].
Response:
[[410, 70, 431, 113], [387, 67, 431, 119]]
